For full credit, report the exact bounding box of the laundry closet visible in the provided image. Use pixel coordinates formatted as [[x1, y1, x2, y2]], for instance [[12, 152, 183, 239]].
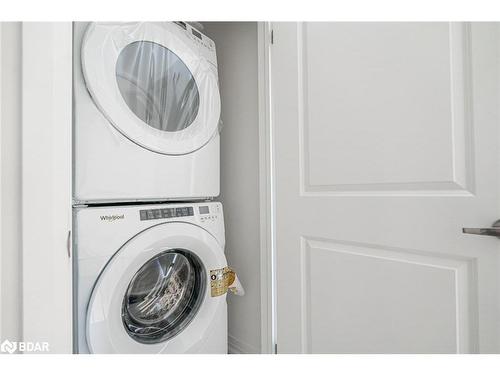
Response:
[[1, 21, 268, 355], [70, 21, 267, 354]]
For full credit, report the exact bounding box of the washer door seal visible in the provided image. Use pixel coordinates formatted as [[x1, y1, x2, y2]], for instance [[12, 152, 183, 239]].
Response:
[[122, 248, 206, 344]]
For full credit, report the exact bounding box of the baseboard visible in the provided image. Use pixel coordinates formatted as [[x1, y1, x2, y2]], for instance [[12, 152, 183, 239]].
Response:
[[228, 334, 260, 354]]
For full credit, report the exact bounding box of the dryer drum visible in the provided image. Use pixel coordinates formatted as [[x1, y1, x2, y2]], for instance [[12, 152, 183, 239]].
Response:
[[121, 248, 206, 344]]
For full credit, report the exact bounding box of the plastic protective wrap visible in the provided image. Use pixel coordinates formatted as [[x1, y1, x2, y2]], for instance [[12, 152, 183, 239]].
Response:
[[115, 40, 200, 133], [82, 22, 221, 155]]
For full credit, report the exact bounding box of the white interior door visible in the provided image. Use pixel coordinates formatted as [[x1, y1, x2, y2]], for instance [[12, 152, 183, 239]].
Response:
[[271, 22, 500, 354]]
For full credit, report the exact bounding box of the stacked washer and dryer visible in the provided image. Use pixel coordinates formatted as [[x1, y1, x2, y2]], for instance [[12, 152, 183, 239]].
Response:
[[73, 22, 239, 354]]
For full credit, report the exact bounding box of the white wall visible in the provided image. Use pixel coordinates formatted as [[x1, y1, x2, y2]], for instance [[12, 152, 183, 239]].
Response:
[[0, 22, 23, 346], [203, 22, 263, 354]]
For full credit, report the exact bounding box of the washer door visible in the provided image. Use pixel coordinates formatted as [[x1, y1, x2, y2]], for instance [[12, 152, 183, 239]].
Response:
[[86, 222, 227, 354], [82, 22, 221, 155]]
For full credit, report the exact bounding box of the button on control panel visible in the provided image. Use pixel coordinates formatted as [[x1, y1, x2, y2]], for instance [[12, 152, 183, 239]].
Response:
[[199, 205, 219, 223], [139, 206, 194, 221]]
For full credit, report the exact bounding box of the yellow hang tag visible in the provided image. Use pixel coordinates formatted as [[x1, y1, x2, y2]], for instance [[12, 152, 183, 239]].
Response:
[[210, 266, 233, 297]]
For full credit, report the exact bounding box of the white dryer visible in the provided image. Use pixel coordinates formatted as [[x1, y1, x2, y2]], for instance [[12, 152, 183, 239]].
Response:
[[73, 22, 221, 203], [74, 202, 227, 353]]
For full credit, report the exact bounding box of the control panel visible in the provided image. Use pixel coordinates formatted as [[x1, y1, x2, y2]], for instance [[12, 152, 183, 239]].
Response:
[[173, 21, 215, 52], [140, 206, 194, 221], [138, 203, 222, 227], [198, 204, 221, 223]]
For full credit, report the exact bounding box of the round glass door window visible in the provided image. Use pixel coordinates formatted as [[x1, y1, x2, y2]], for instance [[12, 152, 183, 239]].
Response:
[[115, 41, 200, 133], [122, 249, 206, 344]]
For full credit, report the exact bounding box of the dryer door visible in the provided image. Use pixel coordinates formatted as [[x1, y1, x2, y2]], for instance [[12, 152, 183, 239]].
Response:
[[86, 222, 227, 353], [81, 22, 221, 155]]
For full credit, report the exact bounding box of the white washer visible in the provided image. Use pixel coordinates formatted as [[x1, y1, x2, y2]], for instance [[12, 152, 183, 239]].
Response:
[[73, 22, 221, 203], [74, 202, 227, 353]]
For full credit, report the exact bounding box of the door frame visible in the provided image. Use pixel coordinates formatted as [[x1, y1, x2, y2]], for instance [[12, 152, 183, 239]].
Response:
[[257, 21, 276, 354], [21, 22, 73, 353]]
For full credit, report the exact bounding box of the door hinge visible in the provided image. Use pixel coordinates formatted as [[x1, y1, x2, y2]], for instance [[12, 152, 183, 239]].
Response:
[[66, 230, 72, 258], [270, 29, 274, 44]]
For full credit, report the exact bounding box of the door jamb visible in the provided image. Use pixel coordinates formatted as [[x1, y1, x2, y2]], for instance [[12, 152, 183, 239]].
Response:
[[257, 21, 276, 354]]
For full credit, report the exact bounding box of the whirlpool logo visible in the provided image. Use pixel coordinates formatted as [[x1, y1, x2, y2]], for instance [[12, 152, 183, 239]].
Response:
[[100, 214, 125, 222], [0, 339, 49, 353]]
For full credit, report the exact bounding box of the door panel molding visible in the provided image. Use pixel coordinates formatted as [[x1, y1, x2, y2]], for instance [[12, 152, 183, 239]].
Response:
[[297, 22, 475, 196], [299, 236, 479, 353]]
